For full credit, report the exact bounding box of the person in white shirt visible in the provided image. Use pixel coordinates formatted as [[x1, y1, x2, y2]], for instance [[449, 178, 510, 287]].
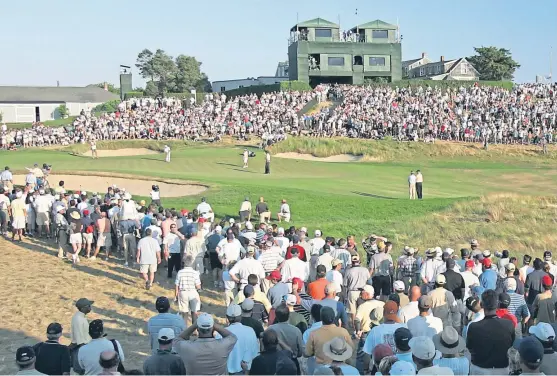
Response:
[[78, 320, 124, 376], [196, 197, 214, 222], [175, 255, 202, 324], [90, 140, 97, 159], [137, 229, 162, 290], [277, 199, 291, 222], [239, 197, 252, 222], [519, 255, 534, 283], [229, 248, 266, 290], [119, 192, 138, 220], [164, 145, 171, 162], [274, 227, 290, 256], [240, 221, 257, 242], [265, 150, 271, 174], [309, 230, 326, 255], [460, 260, 480, 300], [326, 259, 344, 292], [164, 224, 185, 278], [0, 166, 13, 190], [317, 245, 334, 272], [150, 185, 161, 207], [225, 304, 259, 374], [281, 247, 309, 285], [243, 149, 249, 169], [407, 296, 443, 338], [34, 189, 52, 238], [218, 233, 245, 267], [398, 286, 422, 323], [408, 171, 417, 200], [146, 219, 162, 245]]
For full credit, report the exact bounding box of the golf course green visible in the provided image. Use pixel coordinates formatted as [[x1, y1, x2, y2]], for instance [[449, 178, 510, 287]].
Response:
[[2, 138, 556, 256]]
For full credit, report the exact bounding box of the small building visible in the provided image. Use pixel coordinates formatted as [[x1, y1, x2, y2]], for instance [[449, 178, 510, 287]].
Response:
[[0, 86, 119, 123], [402, 55, 480, 81], [288, 18, 402, 85]]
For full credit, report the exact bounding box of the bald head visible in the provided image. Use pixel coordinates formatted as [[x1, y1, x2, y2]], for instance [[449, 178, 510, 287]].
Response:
[[409, 286, 421, 302], [99, 350, 119, 371]]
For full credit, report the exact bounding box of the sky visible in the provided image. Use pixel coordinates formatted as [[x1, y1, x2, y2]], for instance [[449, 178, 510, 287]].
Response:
[[1, 0, 556, 87]]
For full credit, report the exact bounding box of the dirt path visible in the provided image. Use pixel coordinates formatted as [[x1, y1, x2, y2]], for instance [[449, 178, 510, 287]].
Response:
[[80, 148, 159, 158], [275, 152, 363, 163], [13, 174, 207, 198], [0, 236, 226, 373]]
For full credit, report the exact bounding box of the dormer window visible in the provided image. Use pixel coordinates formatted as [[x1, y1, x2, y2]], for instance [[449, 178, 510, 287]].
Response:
[[315, 28, 332, 38], [372, 30, 388, 38]]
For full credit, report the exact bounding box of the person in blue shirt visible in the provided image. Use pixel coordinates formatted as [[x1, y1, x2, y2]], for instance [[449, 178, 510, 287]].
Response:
[[479, 258, 498, 290]]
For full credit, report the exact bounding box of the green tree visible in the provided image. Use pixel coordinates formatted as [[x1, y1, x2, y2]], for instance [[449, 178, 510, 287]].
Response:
[[467, 46, 520, 81], [57, 104, 69, 119], [144, 81, 159, 97], [136, 49, 155, 82]]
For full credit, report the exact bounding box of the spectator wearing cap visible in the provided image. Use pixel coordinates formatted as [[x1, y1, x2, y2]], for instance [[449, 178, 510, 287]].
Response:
[[344, 254, 371, 321], [370, 343, 394, 374], [520, 254, 534, 284], [229, 248, 266, 291], [432, 326, 469, 375], [460, 259, 480, 300], [398, 285, 421, 323], [70, 297, 93, 363], [410, 336, 454, 375], [407, 295, 443, 338], [233, 275, 272, 313], [369, 243, 394, 301], [241, 298, 265, 338], [496, 250, 511, 277], [393, 280, 409, 308], [281, 246, 309, 286], [393, 327, 415, 366], [304, 306, 353, 373], [479, 257, 498, 290], [442, 259, 465, 301], [224, 304, 259, 374], [147, 297, 185, 353], [174, 313, 237, 375], [518, 336, 545, 375], [174, 255, 201, 326], [462, 296, 484, 341], [543, 250, 557, 282], [238, 197, 252, 222], [299, 282, 349, 328], [390, 360, 416, 376], [326, 259, 343, 294], [16, 346, 46, 375], [78, 319, 125, 375], [526, 258, 550, 307], [284, 294, 308, 332], [32, 323, 71, 375], [497, 261, 526, 295], [363, 301, 406, 357], [532, 274, 557, 324], [302, 304, 323, 374], [530, 322, 557, 375], [456, 248, 470, 272], [308, 265, 329, 300], [285, 235, 307, 262], [428, 274, 460, 331], [287, 277, 312, 323], [268, 304, 304, 373], [323, 337, 358, 375], [504, 277, 530, 339], [274, 227, 290, 255], [267, 270, 289, 308], [396, 246, 419, 294], [420, 248, 444, 289], [317, 245, 334, 272], [331, 239, 351, 272], [467, 289, 515, 374], [258, 238, 285, 285], [497, 292, 519, 328]]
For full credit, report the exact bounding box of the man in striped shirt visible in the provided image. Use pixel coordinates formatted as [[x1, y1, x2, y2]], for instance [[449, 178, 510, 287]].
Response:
[[505, 277, 530, 338], [175, 255, 201, 325], [258, 240, 285, 293]]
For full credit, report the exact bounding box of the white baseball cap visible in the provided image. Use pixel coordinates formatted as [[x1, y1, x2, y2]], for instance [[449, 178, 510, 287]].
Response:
[[197, 313, 214, 329], [285, 294, 297, 306], [409, 336, 436, 360], [504, 277, 517, 291], [529, 323, 556, 342], [81, 191, 87, 196], [278, 227, 285, 234], [393, 280, 405, 291], [300, 227, 307, 233], [229, 218, 235, 224], [215, 225, 222, 233], [157, 328, 175, 341], [390, 361, 416, 376], [444, 248, 455, 255], [226, 304, 242, 317], [436, 274, 446, 285], [315, 229, 322, 237], [362, 285, 374, 296]]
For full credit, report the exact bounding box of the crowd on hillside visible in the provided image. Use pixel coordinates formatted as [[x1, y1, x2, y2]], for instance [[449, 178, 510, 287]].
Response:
[[4, 172, 557, 375], [2, 83, 557, 150]]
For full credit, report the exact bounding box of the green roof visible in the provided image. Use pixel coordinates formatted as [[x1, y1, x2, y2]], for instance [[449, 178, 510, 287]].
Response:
[[350, 19, 397, 31], [291, 18, 339, 31]]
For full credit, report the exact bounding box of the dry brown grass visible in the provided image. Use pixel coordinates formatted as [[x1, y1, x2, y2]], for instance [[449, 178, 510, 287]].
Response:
[[0, 237, 226, 374], [393, 194, 557, 255]]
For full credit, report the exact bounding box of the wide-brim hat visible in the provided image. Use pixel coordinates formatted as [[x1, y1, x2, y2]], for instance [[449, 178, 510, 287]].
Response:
[[432, 327, 465, 355], [70, 211, 81, 220], [322, 337, 353, 362]]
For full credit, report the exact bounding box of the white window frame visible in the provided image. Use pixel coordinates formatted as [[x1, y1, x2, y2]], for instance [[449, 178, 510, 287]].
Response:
[[220, 86, 226, 92]]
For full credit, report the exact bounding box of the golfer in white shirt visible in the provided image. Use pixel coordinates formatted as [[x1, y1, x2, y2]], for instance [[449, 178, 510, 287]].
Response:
[[408, 171, 417, 200]]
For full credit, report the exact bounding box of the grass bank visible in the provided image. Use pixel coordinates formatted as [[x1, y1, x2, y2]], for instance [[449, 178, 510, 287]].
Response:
[[6, 116, 77, 129], [270, 137, 557, 164], [392, 194, 557, 256]]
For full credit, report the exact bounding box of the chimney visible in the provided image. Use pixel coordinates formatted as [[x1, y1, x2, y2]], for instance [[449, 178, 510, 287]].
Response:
[[440, 56, 445, 62], [421, 52, 426, 58]]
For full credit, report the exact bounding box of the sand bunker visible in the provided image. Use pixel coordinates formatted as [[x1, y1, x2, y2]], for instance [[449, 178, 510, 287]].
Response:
[[80, 148, 159, 157], [13, 173, 207, 198], [275, 152, 363, 163]]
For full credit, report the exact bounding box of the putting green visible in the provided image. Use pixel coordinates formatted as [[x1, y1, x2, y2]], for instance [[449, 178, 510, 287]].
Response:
[[1, 139, 556, 253]]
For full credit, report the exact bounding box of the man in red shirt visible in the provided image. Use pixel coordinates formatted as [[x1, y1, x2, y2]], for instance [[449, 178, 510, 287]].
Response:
[[285, 235, 306, 261], [496, 292, 518, 328], [308, 265, 328, 300]]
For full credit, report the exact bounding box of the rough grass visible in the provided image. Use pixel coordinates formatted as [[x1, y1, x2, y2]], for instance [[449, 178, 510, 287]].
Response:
[[271, 137, 557, 164], [392, 194, 557, 257]]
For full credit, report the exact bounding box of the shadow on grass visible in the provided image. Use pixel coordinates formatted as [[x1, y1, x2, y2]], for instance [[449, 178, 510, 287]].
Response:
[[351, 191, 398, 200], [216, 162, 241, 168]]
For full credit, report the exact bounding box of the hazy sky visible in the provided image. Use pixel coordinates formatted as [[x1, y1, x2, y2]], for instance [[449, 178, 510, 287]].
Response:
[[1, 0, 555, 87]]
